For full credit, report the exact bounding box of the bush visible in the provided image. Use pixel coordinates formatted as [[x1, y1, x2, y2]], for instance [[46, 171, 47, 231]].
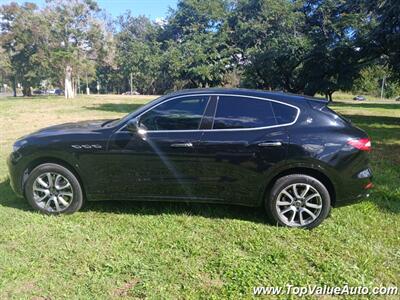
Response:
[[352, 65, 400, 98]]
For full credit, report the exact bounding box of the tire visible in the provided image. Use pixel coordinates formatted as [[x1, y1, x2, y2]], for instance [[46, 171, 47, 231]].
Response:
[[265, 174, 331, 229], [24, 163, 83, 214]]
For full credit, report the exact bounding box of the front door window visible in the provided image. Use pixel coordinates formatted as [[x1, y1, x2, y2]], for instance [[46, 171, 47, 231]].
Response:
[[139, 96, 209, 131]]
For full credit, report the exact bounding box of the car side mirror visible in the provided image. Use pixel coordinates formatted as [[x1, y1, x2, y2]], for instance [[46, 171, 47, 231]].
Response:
[[126, 118, 147, 135], [126, 119, 138, 132]]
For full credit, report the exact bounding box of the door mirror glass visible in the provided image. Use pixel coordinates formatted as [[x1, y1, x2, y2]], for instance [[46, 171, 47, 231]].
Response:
[[126, 118, 147, 135]]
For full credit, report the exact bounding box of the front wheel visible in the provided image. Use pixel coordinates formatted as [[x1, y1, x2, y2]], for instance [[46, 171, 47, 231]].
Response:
[[24, 163, 83, 214], [266, 174, 331, 229]]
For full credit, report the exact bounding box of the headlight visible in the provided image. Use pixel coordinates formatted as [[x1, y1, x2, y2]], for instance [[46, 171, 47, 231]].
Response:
[[13, 140, 27, 152]]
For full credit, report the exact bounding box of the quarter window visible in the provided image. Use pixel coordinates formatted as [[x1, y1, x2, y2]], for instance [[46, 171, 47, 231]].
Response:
[[213, 96, 277, 129], [271, 102, 298, 125], [139, 96, 209, 130]]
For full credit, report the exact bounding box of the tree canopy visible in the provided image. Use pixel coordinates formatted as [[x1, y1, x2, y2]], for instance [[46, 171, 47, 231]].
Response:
[[1, 0, 399, 99]]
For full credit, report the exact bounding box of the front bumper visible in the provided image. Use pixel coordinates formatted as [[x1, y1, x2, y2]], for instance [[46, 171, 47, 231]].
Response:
[[7, 152, 24, 197]]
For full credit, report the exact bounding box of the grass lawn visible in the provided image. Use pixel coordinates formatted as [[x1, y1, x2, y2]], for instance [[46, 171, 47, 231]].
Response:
[[0, 94, 399, 299]]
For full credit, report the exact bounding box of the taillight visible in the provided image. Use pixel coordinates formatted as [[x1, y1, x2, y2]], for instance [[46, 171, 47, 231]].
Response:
[[347, 138, 371, 152], [364, 182, 374, 190]]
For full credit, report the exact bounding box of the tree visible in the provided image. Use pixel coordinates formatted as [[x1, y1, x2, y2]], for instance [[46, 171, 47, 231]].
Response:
[[2, 0, 398, 98], [229, 0, 310, 91], [353, 64, 400, 98], [298, 0, 376, 100], [44, 0, 110, 98], [377, 0, 400, 79], [0, 2, 49, 96], [356, 0, 400, 79], [161, 31, 232, 89], [160, 0, 233, 89], [229, 0, 385, 100], [116, 14, 163, 94], [0, 46, 13, 93]]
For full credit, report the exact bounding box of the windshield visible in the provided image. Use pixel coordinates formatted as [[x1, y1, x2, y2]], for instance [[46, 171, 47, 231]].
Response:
[[104, 95, 167, 127]]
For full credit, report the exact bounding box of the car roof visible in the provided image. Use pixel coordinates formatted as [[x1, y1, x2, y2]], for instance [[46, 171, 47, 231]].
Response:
[[167, 88, 328, 106]]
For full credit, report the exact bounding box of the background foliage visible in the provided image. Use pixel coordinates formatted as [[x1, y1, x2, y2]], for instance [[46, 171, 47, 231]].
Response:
[[0, 0, 399, 99]]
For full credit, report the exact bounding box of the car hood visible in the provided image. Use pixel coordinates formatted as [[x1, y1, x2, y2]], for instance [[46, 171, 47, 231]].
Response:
[[28, 119, 113, 137]]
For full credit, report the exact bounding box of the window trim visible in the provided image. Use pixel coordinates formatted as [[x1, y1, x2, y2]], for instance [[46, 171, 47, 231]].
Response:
[[199, 95, 218, 130], [120, 93, 300, 133]]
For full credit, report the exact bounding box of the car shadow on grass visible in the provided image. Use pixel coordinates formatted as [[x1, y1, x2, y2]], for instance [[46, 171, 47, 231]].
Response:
[[338, 114, 400, 215], [1, 176, 398, 220], [342, 115, 400, 149], [84, 103, 144, 114], [330, 102, 400, 110], [369, 190, 400, 214], [82, 200, 269, 223], [0, 178, 32, 211], [342, 114, 400, 127], [0, 177, 269, 223]]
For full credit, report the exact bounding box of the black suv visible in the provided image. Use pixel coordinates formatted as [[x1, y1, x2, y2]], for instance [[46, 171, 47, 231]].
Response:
[[8, 89, 373, 228]]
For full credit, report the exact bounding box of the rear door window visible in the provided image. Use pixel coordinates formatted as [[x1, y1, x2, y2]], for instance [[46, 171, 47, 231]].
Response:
[[213, 96, 277, 129]]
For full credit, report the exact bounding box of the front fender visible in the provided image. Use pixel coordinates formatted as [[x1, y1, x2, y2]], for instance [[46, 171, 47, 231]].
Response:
[[9, 149, 83, 197]]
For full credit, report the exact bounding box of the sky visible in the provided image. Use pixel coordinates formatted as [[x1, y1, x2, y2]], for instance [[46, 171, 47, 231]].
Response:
[[0, 0, 178, 20]]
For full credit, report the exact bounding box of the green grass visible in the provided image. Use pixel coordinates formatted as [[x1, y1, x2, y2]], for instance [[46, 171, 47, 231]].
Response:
[[0, 94, 399, 299], [319, 91, 398, 102]]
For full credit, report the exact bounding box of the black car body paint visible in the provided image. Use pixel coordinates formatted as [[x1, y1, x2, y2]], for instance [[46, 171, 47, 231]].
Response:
[[8, 88, 372, 207]]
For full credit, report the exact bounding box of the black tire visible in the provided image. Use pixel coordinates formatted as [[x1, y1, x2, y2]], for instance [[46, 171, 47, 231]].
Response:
[[24, 163, 83, 215], [265, 174, 331, 229]]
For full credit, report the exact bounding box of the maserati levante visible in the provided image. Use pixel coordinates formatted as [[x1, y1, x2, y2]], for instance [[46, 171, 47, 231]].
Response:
[[8, 89, 373, 228]]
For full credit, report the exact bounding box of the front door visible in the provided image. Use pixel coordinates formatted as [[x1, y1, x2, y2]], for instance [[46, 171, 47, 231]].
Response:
[[106, 95, 211, 200]]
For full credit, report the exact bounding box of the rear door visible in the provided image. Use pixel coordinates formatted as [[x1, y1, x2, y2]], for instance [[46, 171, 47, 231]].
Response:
[[195, 95, 296, 206]]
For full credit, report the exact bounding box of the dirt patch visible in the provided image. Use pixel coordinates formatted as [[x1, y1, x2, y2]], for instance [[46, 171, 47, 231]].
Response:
[[200, 273, 224, 289], [112, 278, 140, 297], [15, 281, 37, 294], [0, 281, 43, 299]]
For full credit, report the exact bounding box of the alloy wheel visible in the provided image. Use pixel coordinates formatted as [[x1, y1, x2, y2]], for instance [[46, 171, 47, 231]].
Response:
[[275, 183, 323, 227], [32, 172, 74, 212]]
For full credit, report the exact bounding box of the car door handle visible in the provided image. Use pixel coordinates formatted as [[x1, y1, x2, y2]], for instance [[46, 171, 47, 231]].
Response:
[[170, 142, 193, 148], [258, 142, 283, 147]]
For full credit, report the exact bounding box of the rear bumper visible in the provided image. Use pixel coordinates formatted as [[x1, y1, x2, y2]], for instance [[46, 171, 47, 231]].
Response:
[[334, 189, 371, 207], [334, 168, 373, 207]]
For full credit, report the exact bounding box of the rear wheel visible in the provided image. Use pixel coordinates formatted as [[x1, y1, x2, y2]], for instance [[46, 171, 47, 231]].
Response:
[[24, 163, 83, 214], [266, 174, 331, 229]]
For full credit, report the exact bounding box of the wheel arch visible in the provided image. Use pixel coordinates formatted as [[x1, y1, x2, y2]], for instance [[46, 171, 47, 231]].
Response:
[[262, 166, 336, 207], [22, 157, 86, 199]]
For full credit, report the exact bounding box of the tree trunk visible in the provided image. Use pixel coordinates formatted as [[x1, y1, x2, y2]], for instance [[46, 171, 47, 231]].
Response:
[[12, 76, 17, 97], [65, 65, 74, 99], [22, 85, 32, 96], [324, 92, 333, 102]]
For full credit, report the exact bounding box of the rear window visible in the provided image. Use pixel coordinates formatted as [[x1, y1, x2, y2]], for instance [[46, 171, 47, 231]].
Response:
[[308, 100, 350, 124], [322, 106, 351, 124], [213, 96, 277, 129], [271, 102, 298, 125]]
